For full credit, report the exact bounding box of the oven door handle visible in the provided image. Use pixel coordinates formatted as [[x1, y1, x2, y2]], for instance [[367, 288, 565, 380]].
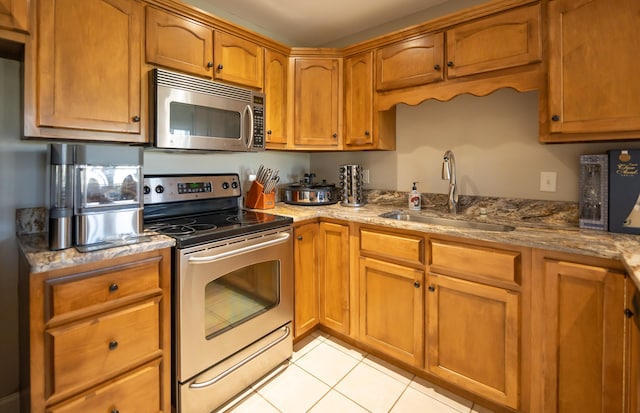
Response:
[[188, 232, 290, 264], [188, 325, 291, 389]]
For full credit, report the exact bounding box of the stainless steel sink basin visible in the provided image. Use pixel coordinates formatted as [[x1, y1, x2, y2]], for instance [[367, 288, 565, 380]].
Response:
[[379, 211, 516, 232]]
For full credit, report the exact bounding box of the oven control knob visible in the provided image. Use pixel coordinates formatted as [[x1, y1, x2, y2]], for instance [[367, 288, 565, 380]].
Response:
[[222, 182, 230, 190], [231, 182, 239, 189], [143, 185, 150, 195], [155, 185, 164, 194]]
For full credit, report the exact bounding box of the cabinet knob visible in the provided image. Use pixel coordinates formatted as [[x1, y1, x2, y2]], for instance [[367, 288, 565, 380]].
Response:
[[267, 130, 272, 135], [111, 409, 120, 413], [217, 64, 224, 72], [413, 281, 421, 288], [132, 115, 140, 122], [551, 115, 560, 122], [207, 61, 213, 68], [364, 131, 370, 136], [109, 283, 119, 293], [332, 133, 338, 139], [109, 340, 119, 350], [297, 236, 303, 240], [434, 64, 441, 71], [428, 285, 436, 292], [625, 308, 635, 318], [447, 61, 454, 67]]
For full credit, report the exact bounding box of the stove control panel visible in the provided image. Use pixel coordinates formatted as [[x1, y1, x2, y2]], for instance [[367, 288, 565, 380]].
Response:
[[143, 174, 241, 205]]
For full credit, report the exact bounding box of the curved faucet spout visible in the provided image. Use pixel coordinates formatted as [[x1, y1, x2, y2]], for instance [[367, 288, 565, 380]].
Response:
[[442, 150, 458, 213]]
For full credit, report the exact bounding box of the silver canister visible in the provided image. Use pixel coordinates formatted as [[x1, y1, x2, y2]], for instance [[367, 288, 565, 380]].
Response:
[[339, 164, 366, 207], [49, 144, 74, 250]]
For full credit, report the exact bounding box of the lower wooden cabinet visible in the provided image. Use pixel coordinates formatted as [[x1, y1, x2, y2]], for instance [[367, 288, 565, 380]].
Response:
[[293, 222, 320, 337], [19, 248, 171, 413], [626, 279, 640, 413], [318, 221, 350, 335]]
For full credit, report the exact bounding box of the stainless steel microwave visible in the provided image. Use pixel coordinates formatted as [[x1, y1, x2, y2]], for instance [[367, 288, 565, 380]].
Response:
[[151, 68, 265, 152]]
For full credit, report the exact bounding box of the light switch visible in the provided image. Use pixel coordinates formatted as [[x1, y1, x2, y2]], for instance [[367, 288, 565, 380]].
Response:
[[540, 171, 557, 192]]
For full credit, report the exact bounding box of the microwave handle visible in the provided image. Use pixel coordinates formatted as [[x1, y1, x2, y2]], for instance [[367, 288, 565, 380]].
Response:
[[245, 104, 254, 149]]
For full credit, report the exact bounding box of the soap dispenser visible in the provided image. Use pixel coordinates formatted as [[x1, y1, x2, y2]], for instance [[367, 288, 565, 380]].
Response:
[[409, 182, 421, 210]]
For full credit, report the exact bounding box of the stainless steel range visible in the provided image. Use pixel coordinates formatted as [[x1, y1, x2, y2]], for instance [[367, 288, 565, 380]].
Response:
[[143, 174, 293, 413]]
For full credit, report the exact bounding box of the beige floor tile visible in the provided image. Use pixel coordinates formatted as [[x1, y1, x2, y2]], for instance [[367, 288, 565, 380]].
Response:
[[471, 403, 497, 413], [391, 386, 463, 413], [409, 376, 473, 412], [335, 362, 407, 413], [362, 354, 415, 385], [292, 332, 325, 362], [256, 364, 330, 413], [223, 390, 280, 413], [324, 335, 368, 360], [296, 341, 361, 386], [308, 390, 370, 413]]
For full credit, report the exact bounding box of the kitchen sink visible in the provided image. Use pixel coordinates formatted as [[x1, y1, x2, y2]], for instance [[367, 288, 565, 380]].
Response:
[[378, 211, 516, 232]]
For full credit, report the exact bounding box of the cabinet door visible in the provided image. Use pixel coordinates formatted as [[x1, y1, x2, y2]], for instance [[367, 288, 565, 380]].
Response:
[[0, 0, 27, 32], [294, 58, 342, 148], [344, 51, 373, 148], [626, 278, 640, 413], [318, 222, 349, 335], [145, 6, 213, 78], [359, 257, 424, 366], [426, 273, 520, 409], [375, 33, 444, 91], [293, 223, 319, 337], [547, 0, 640, 135], [446, 4, 541, 79], [541, 259, 625, 413], [264, 49, 288, 145], [214, 31, 263, 89], [37, 0, 143, 137]]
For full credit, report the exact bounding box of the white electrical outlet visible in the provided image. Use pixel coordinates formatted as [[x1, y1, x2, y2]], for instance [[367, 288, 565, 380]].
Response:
[[540, 171, 557, 192], [362, 169, 370, 184]]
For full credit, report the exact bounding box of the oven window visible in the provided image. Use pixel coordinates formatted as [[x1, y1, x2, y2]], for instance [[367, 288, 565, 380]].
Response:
[[204, 260, 280, 339], [170, 101, 241, 139]]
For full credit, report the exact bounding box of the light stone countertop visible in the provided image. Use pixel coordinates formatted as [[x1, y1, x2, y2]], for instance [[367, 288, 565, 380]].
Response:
[[262, 201, 640, 287]]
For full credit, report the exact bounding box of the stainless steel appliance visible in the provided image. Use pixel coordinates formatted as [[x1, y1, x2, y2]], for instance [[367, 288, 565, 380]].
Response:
[[150, 68, 265, 152], [48, 144, 74, 250], [339, 164, 366, 207], [283, 172, 340, 205], [74, 145, 144, 251], [143, 174, 293, 413]]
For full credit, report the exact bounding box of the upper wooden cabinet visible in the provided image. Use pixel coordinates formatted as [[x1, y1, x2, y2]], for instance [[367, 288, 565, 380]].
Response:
[[0, 0, 27, 32], [375, 33, 444, 91], [30, 0, 144, 142], [145, 6, 214, 78], [294, 57, 342, 148], [446, 4, 541, 79], [264, 48, 288, 146], [544, 0, 640, 142], [214, 31, 264, 89]]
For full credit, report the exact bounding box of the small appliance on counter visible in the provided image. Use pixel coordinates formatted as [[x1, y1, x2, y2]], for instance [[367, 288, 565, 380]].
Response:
[[283, 173, 340, 206], [48, 144, 74, 250], [579, 154, 608, 231], [339, 164, 366, 207], [609, 149, 640, 235]]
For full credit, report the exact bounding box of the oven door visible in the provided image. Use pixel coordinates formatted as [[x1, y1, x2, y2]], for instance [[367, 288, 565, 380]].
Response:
[[176, 228, 293, 382]]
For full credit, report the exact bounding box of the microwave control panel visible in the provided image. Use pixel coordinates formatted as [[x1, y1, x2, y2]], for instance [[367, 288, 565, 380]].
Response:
[[252, 94, 265, 150]]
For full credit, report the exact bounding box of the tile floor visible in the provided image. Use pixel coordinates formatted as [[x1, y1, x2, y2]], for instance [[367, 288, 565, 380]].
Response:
[[217, 331, 496, 413]]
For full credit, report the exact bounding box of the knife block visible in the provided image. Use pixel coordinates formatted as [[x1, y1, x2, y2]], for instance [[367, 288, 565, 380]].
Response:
[[245, 181, 275, 209]]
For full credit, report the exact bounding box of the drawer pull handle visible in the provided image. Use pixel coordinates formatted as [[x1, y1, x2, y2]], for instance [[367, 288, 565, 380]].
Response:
[[109, 340, 119, 351], [109, 283, 119, 293], [428, 285, 436, 292]]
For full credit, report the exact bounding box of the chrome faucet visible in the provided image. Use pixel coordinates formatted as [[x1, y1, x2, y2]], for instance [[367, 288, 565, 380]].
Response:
[[441, 150, 458, 213]]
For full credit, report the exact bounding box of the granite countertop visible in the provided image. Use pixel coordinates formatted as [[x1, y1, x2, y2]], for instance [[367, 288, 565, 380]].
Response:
[[262, 191, 640, 287]]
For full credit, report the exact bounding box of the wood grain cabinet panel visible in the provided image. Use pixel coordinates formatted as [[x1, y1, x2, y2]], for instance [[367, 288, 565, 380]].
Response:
[[359, 228, 423, 267], [426, 273, 520, 409], [344, 51, 373, 147], [264, 48, 288, 145], [36, 0, 143, 138], [318, 222, 350, 335], [145, 6, 214, 77], [214, 31, 264, 89], [545, 0, 640, 139], [0, 0, 27, 32], [293, 222, 320, 337], [375, 33, 444, 91], [446, 4, 541, 79]]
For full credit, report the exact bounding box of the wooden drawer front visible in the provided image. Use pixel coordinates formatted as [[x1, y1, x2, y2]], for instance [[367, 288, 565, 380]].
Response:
[[47, 257, 161, 319], [430, 240, 520, 285], [46, 298, 161, 398], [360, 228, 423, 266], [48, 359, 161, 413]]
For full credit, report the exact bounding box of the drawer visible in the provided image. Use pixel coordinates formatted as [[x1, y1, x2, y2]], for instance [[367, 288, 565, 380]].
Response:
[[360, 228, 424, 266], [48, 359, 161, 413], [46, 298, 161, 398], [430, 240, 520, 285], [46, 257, 162, 320]]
